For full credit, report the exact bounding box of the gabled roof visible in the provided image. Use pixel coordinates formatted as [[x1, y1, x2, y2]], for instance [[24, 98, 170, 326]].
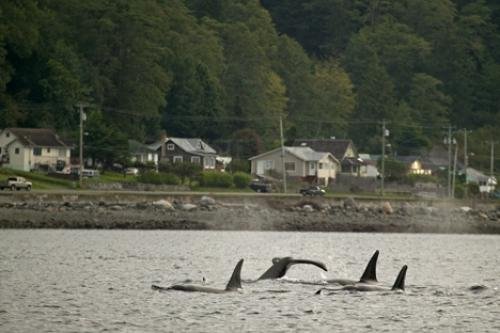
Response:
[[249, 146, 339, 163], [292, 139, 355, 160], [2, 128, 68, 147], [128, 139, 157, 154], [168, 137, 216, 156]]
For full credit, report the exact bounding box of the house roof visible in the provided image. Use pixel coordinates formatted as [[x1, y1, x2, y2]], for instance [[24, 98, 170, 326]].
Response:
[[249, 146, 339, 163], [3, 128, 68, 147], [168, 137, 216, 156], [128, 139, 157, 154], [149, 137, 217, 156], [292, 139, 355, 160]]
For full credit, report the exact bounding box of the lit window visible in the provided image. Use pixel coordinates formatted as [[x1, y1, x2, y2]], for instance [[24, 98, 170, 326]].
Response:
[[173, 156, 183, 163], [167, 143, 175, 151]]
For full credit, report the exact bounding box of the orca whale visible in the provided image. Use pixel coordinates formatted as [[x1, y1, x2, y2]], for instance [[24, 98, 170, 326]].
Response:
[[326, 250, 379, 285], [151, 259, 244, 294], [316, 265, 407, 294], [257, 257, 328, 280]]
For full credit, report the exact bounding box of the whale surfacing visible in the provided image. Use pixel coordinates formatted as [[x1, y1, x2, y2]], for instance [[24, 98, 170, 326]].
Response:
[[151, 259, 244, 294], [317, 265, 408, 294], [326, 250, 379, 285], [257, 257, 328, 280]]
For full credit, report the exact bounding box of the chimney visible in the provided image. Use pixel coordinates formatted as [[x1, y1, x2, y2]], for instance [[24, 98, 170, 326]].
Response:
[[159, 130, 167, 159]]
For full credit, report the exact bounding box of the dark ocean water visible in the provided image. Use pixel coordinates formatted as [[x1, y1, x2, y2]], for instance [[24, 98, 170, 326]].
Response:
[[0, 230, 499, 332]]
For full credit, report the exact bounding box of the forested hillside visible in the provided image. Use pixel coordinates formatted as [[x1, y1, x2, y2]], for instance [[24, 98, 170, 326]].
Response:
[[0, 0, 499, 169]]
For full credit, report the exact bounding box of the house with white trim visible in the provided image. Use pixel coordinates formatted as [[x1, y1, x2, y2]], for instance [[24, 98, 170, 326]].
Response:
[[248, 146, 340, 185], [0, 128, 72, 172]]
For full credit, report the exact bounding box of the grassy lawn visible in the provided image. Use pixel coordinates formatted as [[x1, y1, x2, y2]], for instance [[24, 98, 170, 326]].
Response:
[[0, 168, 76, 190]]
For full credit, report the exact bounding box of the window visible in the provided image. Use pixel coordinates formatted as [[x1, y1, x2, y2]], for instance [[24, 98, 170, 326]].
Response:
[[264, 160, 273, 170], [191, 156, 201, 164], [33, 148, 42, 156], [284, 162, 295, 171], [204, 157, 215, 168], [46, 148, 51, 153], [167, 143, 175, 151], [6, 132, 10, 138], [0, 147, 2, 154], [58, 149, 66, 157], [319, 163, 324, 170], [173, 156, 183, 163], [15, 148, 20, 154]]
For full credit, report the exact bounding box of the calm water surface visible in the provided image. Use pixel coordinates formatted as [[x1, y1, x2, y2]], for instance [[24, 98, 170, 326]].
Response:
[[0, 230, 499, 332]]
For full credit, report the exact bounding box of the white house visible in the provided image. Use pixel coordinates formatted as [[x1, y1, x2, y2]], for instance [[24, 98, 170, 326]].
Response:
[[249, 146, 340, 185], [0, 128, 72, 172]]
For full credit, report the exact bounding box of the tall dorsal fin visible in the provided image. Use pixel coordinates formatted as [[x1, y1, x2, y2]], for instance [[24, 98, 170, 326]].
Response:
[[391, 265, 408, 291], [359, 250, 379, 282], [225, 259, 244, 290]]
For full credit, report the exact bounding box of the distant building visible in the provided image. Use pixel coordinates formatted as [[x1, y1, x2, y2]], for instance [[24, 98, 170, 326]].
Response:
[[394, 155, 433, 175], [0, 128, 72, 172], [128, 139, 158, 165], [152, 136, 217, 170], [358, 154, 380, 178], [248, 146, 340, 185], [292, 138, 361, 175]]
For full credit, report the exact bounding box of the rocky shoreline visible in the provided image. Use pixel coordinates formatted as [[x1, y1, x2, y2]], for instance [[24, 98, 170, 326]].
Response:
[[0, 194, 499, 234]]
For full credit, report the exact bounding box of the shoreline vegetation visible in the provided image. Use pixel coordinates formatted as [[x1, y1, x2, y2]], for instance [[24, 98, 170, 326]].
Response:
[[1, 191, 498, 234]]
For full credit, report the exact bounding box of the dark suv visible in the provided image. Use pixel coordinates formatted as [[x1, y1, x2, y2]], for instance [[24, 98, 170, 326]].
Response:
[[299, 186, 326, 196], [249, 180, 273, 193]]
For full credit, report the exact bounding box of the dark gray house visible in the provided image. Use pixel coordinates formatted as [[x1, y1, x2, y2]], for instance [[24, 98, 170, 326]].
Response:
[[292, 138, 362, 175], [153, 137, 217, 170]]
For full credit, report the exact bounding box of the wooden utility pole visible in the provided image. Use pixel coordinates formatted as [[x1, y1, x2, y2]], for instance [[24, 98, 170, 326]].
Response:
[[490, 141, 495, 177], [447, 125, 452, 198], [464, 129, 468, 199], [280, 116, 287, 193], [452, 143, 458, 198], [381, 119, 386, 197], [76, 102, 87, 188]]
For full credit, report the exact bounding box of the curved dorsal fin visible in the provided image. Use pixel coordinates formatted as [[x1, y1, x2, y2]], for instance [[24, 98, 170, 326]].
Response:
[[225, 259, 244, 290], [391, 265, 408, 291], [359, 250, 379, 282]]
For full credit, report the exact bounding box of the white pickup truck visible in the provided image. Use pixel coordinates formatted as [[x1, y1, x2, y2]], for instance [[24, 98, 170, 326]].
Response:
[[0, 176, 32, 191]]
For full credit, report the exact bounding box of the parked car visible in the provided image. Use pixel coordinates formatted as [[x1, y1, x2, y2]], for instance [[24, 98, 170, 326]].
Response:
[[249, 179, 273, 193], [299, 186, 326, 196], [125, 167, 139, 176], [0, 177, 32, 191]]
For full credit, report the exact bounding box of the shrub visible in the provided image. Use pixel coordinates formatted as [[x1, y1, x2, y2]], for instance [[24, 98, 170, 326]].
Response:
[[159, 161, 202, 183], [137, 171, 180, 185], [233, 172, 252, 188], [199, 171, 233, 188], [227, 159, 250, 173]]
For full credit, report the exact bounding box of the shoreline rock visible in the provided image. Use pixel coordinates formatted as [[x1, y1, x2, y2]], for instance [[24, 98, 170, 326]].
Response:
[[0, 197, 498, 234]]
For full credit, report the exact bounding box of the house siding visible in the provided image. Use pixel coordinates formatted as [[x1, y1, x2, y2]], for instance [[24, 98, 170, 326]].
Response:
[[159, 141, 215, 169], [0, 130, 71, 171]]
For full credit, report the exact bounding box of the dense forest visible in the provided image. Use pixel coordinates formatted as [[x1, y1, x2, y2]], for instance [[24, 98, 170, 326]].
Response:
[[0, 0, 499, 170]]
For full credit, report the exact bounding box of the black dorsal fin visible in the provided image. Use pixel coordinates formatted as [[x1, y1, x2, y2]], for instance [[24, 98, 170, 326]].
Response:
[[225, 259, 244, 290], [359, 250, 379, 282], [391, 265, 408, 291]]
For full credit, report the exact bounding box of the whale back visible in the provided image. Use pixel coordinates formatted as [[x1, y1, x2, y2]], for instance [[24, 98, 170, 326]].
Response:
[[359, 250, 379, 283], [225, 259, 244, 291], [391, 265, 408, 291]]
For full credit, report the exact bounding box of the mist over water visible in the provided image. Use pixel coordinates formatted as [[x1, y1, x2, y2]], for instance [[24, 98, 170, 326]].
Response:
[[0, 230, 499, 332]]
